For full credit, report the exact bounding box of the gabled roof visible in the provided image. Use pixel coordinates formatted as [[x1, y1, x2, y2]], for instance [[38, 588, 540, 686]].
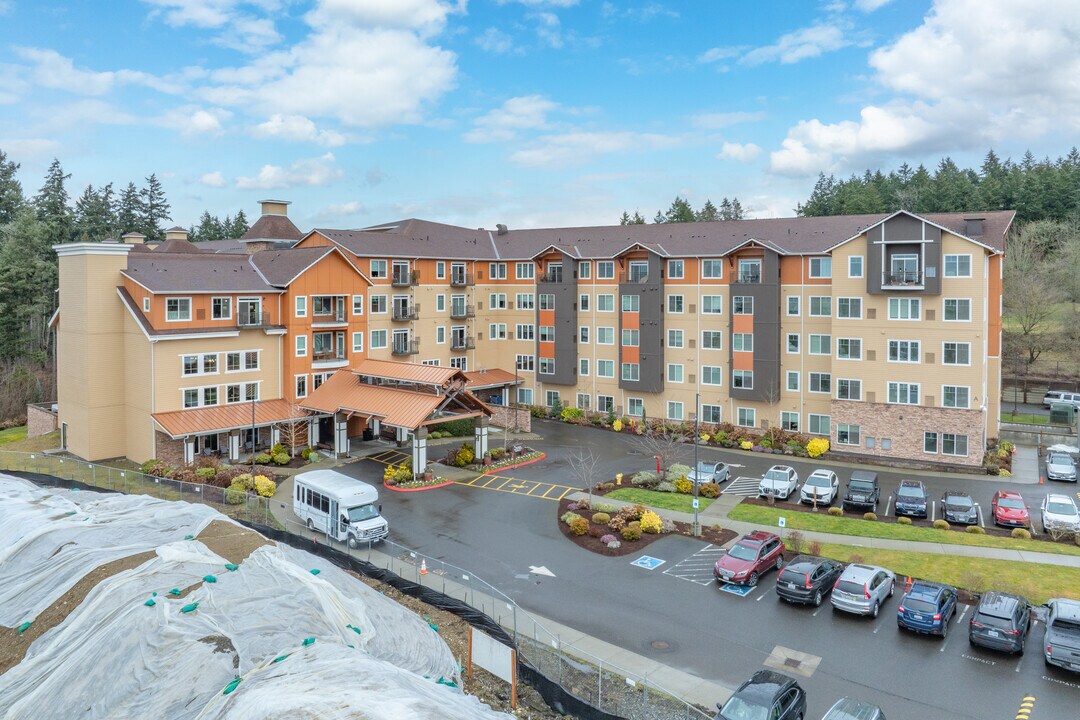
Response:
[[153, 399, 307, 438], [123, 252, 279, 293], [241, 213, 303, 243], [352, 358, 463, 387], [246, 245, 373, 288], [826, 210, 1013, 253], [155, 237, 212, 254], [463, 368, 524, 390]]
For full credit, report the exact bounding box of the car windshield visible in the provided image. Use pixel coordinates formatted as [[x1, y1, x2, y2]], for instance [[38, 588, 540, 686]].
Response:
[[1048, 502, 1078, 516], [346, 504, 380, 522], [849, 481, 873, 493], [696, 463, 713, 473], [720, 696, 769, 720], [836, 580, 866, 595], [898, 485, 923, 498], [998, 497, 1025, 509], [1050, 454, 1074, 465], [974, 612, 1013, 630], [945, 495, 973, 508], [764, 469, 788, 483], [728, 543, 759, 561], [807, 475, 831, 487], [904, 597, 938, 613]]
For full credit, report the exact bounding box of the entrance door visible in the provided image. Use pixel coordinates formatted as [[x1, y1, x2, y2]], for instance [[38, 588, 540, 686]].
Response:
[[318, 417, 333, 446]]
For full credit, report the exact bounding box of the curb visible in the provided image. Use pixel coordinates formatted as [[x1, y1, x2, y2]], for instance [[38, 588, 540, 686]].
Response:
[[382, 479, 456, 493], [481, 452, 547, 475]]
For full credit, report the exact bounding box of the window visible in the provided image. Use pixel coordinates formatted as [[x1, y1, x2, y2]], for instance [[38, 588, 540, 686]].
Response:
[[837, 424, 860, 445], [351, 331, 364, 352], [226, 352, 241, 372], [436, 326, 446, 344], [837, 297, 861, 319], [577, 261, 591, 279], [667, 364, 683, 383], [488, 323, 507, 340], [888, 340, 920, 362], [597, 359, 615, 377], [142, 297, 150, 312], [578, 358, 589, 376], [539, 326, 555, 342], [516, 354, 535, 371], [436, 261, 446, 280], [836, 338, 861, 360], [944, 298, 971, 321], [621, 329, 639, 346], [579, 326, 589, 344], [809, 257, 832, 278], [539, 294, 555, 310], [489, 292, 507, 309], [212, 297, 231, 320], [370, 329, 387, 349], [737, 407, 755, 427], [809, 296, 831, 316], [942, 433, 968, 456], [370, 260, 387, 278], [667, 401, 684, 421], [786, 371, 799, 391], [809, 414, 830, 435], [621, 363, 640, 381], [243, 351, 258, 370], [627, 398, 644, 417], [668, 329, 685, 348], [888, 297, 921, 320], [542, 391, 559, 410], [293, 374, 307, 398], [732, 333, 753, 352], [183, 389, 199, 408], [667, 259, 684, 279], [370, 295, 387, 314], [702, 296, 723, 314], [943, 342, 971, 365], [626, 260, 648, 282], [516, 293, 534, 310], [702, 366, 723, 385], [732, 296, 753, 314], [312, 372, 330, 390], [732, 369, 753, 388], [579, 294, 590, 312], [942, 385, 970, 409], [516, 262, 535, 280], [517, 388, 533, 405], [809, 372, 831, 393], [226, 384, 241, 403], [539, 358, 555, 374], [836, 378, 861, 400], [436, 294, 446, 312], [702, 405, 722, 423], [667, 295, 683, 313], [923, 431, 938, 454], [702, 330, 722, 350], [702, 259, 723, 279], [597, 294, 614, 312], [621, 295, 640, 312], [516, 324, 535, 341], [944, 254, 971, 278], [787, 296, 800, 316], [449, 356, 467, 371], [597, 327, 614, 344], [597, 395, 614, 413], [597, 261, 615, 279], [489, 262, 507, 280], [295, 335, 307, 357], [244, 382, 259, 401], [347, 295, 361, 316], [737, 259, 761, 283], [166, 297, 191, 321], [848, 256, 864, 278], [809, 334, 831, 355], [781, 412, 799, 431], [887, 381, 919, 404], [576, 393, 591, 409]]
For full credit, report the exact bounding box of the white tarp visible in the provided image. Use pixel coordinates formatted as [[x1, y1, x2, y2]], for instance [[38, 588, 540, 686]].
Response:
[[0, 476, 513, 720]]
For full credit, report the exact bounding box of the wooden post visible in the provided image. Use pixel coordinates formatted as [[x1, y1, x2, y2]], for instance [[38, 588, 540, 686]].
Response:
[[511, 649, 517, 710]]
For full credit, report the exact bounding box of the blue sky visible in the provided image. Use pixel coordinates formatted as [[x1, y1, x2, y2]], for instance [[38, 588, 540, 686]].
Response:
[[1, 0, 1077, 231]]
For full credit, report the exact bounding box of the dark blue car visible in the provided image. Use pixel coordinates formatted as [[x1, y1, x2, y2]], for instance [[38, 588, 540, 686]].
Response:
[[894, 480, 928, 518], [897, 581, 958, 637]]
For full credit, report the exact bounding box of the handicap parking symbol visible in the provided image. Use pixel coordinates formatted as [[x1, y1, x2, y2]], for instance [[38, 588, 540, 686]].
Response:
[[630, 555, 665, 570], [719, 583, 755, 597]]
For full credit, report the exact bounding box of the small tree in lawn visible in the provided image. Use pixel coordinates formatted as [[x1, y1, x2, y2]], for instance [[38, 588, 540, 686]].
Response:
[[633, 424, 688, 478], [567, 448, 601, 507], [276, 404, 309, 457], [550, 394, 564, 419]]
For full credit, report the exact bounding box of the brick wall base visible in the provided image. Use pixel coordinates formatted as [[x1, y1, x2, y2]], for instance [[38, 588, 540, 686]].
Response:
[[490, 404, 531, 433], [26, 403, 57, 438], [830, 400, 984, 466], [155, 431, 184, 466]]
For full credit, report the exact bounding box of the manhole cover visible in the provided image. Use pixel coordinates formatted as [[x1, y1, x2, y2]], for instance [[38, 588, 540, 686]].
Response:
[[650, 640, 671, 651], [783, 657, 802, 669]]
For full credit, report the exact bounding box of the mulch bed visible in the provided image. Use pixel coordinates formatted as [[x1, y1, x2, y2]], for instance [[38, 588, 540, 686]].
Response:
[[556, 498, 736, 557]]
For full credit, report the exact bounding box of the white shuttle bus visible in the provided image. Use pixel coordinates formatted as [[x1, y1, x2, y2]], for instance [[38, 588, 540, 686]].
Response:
[[293, 469, 389, 547]]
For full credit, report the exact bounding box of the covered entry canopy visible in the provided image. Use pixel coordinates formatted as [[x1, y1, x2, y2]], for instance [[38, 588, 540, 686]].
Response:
[[153, 398, 310, 439]]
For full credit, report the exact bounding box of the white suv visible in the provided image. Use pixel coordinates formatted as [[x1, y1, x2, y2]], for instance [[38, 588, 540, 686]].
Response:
[[1042, 494, 1080, 533], [800, 469, 839, 505]]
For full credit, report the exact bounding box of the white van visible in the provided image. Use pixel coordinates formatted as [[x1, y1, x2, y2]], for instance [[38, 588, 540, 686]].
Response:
[[293, 470, 389, 547]]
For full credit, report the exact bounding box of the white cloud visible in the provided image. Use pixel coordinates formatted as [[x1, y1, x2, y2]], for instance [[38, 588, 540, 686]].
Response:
[[465, 95, 559, 143], [533, 11, 564, 48], [157, 106, 231, 135], [697, 46, 743, 64], [719, 142, 763, 162], [690, 111, 766, 129], [741, 23, 850, 65], [0, 138, 62, 161], [15, 47, 116, 95], [251, 114, 346, 147], [307, 0, 458, 38], [215, 16, 282, 52], [235, 152, 343, 189], [854, 0, 893, 10], [510, 131, 682, 168], [200, 171, 227, 187], [475, 27, 514, 54], [316, 200, 365, 221], [142, 0, 283, 52]]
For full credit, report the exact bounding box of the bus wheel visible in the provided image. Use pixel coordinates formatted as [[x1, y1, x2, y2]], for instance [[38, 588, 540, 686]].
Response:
[[348, 535, 357, 549], [307, 518, 314, 531]]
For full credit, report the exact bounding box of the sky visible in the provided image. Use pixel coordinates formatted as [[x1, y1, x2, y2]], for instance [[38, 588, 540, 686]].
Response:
[[0, 0, 1078, 232]]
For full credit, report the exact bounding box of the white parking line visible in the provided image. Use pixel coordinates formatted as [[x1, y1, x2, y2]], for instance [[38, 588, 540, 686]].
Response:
[[976, 503, 985, 527], [956, 606, 968, 624], [757, 591, 768, 602], [872, 620, 884, 634], [885, 495, 893, 516], [930, 501, 936, 522]]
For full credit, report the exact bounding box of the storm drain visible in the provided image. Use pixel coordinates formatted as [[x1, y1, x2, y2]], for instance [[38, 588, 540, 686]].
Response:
[[764, 645, 822, 678]]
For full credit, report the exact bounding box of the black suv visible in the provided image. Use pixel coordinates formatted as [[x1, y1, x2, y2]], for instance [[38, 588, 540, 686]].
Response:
[[969, 591, 1030, 654], [842, 470, 880, 512], [894, 480, 928, 518], [776, 555, 844, 607], [714, 670, 806, 720]]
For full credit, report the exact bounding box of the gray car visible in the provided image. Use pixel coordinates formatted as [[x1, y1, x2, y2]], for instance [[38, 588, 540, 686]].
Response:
[[821, 697, 888, 720], [688, 461, 730, 485], [1046, 451, 1077, 482], [1044, 598, 1080, 672], [831, 563, 895, 618]]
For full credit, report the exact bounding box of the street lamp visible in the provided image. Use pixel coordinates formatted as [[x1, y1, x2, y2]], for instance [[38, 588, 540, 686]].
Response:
[[250, 396, 257, 474], [693, 392, 701, 537]]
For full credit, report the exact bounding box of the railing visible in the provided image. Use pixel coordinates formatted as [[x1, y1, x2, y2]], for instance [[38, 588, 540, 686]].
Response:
[[882, 270, 923, 287], [450, 304, 475, 319], [391, 339, 420, 356], [313, 349, 346, 362], [451, 336, 475, 351], [312, 310, 347, 323], [619, 272, 650, 284], [736, 272, 760, 284], [392, 304, 420, 322], [238, 312, 271, 327], [538, 272, 565, 284], [450, 271, 474, 287], [392, 270, 419, 287], [0, 450, 710, 720]]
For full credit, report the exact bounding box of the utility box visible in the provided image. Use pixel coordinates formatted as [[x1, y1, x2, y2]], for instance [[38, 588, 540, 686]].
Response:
[[1050, 403, 1077, 426]]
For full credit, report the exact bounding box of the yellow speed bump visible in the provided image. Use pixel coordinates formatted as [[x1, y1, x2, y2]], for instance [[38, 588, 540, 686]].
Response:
[[1014, 695, 1035, 720]]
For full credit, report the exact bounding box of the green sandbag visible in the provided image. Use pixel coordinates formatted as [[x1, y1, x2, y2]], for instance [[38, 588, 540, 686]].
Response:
[[310, 569, 320, 575], [428, 623, 439, 632], [16, 621, 31, 635], [302, 637, 316, 646], [180, 602, 199, 613], [203, 575, 217, 583], [169, 588, 181, 596], [351, 626, 362, 635], [144, 598, 156, 607], [272, 654, 289, 663], [184, 535, 194, 540], [436, 676, 458, 688], [64, 511, 76, 516], [222, 677, 242, 695], [225, 563, 239, 572]]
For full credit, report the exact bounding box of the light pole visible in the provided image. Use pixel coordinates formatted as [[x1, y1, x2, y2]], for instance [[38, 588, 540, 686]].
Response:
[[250, 396, 257, 474], [693, 392, 701, 537]]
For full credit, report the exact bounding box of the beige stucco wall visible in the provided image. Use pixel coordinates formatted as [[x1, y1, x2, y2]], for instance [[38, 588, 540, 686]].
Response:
[[123, 311, 155, 463]]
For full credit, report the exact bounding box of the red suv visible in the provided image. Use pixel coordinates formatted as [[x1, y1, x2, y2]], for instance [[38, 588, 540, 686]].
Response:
[[714, 531, 785, 587], [991, 490, 1030, 528]]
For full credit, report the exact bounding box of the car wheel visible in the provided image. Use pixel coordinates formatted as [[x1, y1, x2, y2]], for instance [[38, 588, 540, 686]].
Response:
[[775, 556, 784, 570], [748, 572, 759, 587], [1018, 644, 1025, 657], [941, 620, 949, 639], [306, 518, 314, 531], [348, 534, 357, 549], [871, 601, 879, 619], [813, 590, 823, 607], [888, 581, 894, 598]]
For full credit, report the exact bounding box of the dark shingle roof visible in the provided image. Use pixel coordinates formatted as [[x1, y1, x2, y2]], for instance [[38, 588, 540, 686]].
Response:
[[194, 238, 247, 254], [250, 247, 335, 286], [123, 252, 277, 293], [155, 237, 212, 254], [241, 214, 303, 243]]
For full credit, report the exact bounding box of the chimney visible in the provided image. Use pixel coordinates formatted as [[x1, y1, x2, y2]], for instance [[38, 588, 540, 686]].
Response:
[[121, 232, 147, 245], [164, 226, 189, 242], [964, 217, 984, 237], [496, 224, 508, 236], [259, 199, 290, 217]]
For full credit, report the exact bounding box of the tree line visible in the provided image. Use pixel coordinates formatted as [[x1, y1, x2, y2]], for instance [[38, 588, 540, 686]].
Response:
[[619, 196, 746, 225]]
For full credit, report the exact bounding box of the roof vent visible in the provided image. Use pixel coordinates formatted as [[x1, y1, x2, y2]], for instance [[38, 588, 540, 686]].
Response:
[[259, 199, 290, 217], [496, 224, 508, 235], [964, 217, 984, 236]]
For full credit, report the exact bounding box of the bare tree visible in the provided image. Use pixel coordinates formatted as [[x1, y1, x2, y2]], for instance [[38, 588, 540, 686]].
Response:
[[632, 424, 689, 477], [276, 404, 310, 457], [567, 448, 601, 506], [1004, 226, 1062, 376]]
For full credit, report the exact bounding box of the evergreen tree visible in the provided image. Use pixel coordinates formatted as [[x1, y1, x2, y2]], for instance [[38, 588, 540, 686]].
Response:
[[139, 173, 170, 241], [696, 199, 719, 222], [228, 209, 249, 238], [0, 148, 24, 224], [619, 211, 631, 226], [0, 209, 57, 360], [719, 197, 745, 220], [73, 184, 117, 242], [618, 210, 646, 225], [192, 211, 224, 242], [796, 174, 837, 216], [33, 159, 74, 247], [116, 182, 144, 236], [660, 196, 695, 223]]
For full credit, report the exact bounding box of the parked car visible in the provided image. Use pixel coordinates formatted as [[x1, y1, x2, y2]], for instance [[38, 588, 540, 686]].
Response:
[[688, 461, 730, 485], [776, 555, 843, 606], [831, 564, 895, 618], [714, 531, 785, 587], [897, 581, 958, 637], [1044, 598, 1080, 672], [841, 470, 880, 512], [940, 492, 978, 525], [1043, 390, 1080, 408], [820, 697, 888, 720], [800, 469, 840, 506], [969, 591, 1031, 655], [1045, 451, 1078, 482], [1041, 494, 1080, 534], [894, 480, 928, 519], [713, 670, 806, 720], [758, 465, 799, 500], [991, 490, 1031, 529]]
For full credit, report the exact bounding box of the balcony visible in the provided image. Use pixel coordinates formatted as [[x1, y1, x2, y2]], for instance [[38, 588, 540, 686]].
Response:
[[619, 271, 650, 284], [736, 271, 761, 284], [391, 339, 420, 356], [391, 303, 420, 322], [451, 336, 475, 351], [450, 304, 475, 319], [450, 271, 474, 287], [312, 349, 346, 363], [238, 312, 272, 328], [311, 309, 347, 326], [881, 271, 924, 289], [391, 269, 418, 287], [538, 271, 565, 284]]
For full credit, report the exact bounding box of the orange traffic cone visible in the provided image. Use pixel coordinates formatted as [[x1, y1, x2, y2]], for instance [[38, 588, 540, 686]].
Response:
[[420, 559, 428, 576]]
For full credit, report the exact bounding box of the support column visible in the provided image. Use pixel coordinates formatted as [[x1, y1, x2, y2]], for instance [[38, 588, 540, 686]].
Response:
[[334, 411, 348, 458], [183, 438, 196, 465], [474, 416, 489, 457], [309, 418, 320, 446], [270, 426, 281, 448], [412, 426, 428, 480], [396, 426, 407, 447], [371, 419, 380, 437], [228, 432, 240, 462]]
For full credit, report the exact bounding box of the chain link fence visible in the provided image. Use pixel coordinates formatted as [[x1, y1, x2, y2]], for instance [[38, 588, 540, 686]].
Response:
[[0, 450, 712, 720]]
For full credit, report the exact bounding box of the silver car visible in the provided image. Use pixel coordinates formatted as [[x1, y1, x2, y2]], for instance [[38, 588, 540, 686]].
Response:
[[688, 461, 730, 485], [1041, 494, 1080, 533], [831, 564, 895, 618], [800, 469, 839, 505], [1046, 452, 1078, 482], [758, 465, 799, 500]]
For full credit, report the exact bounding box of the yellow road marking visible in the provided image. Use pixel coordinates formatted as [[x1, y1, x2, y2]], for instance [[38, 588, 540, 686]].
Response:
[[454, 475, 577, 502]]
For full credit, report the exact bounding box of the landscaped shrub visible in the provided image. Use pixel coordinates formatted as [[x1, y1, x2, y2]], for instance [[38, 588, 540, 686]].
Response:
[[1011, 528, 1032, 540], [787, 530, 803, 553], [631, 471, 658, 487], [966, 525, 985, 534], [224, 483, 246, 504], [528, 405, 548, 418], [827, 506, 844, 517], [576, 497, 591, 512], [439, 418, 475, 436], [195, 467, 216, 481], [601, 482, 615, 491], [595, 503, 617, 514], [619, 504, 646, 522], [569, 517, 589, 536], [640, 510, 663, 534], [271, 443, 285, 456], [561, 407, 584, 422], [607, 540, 621, 549], [560, 511, 582, 525], [301, 447, 315, 461], [808, 540, 823, 556], [254, 453, 272, 465], [253, 475, 276, 497], [587, 525, 606, 538], [140, 459, 159, 474], [806, 438, 830, 458], [600, 534, 617, 544], [272, 452, 290, 465], [232, 473, 255, 491], [933, 519, 951, 531], [628, 520, 641, 530], [739, 440, 752, 450], [897, 516, 912, 525], [592, 512, 611, 525], [699, 482, 720, 499], [452, 442, 475, 467], [607, 515, 627, 531], [863, 512, 878, 521], [655, 481, 676, 493], [674, 477, 693, 494], [621, 526, 642, 541], [612, 419, 623, 432], [490, 447, 507, 461], [665, 464, 691, 483]]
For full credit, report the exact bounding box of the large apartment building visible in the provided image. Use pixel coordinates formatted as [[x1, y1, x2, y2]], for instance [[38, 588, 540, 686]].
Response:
[[52, 202, 1012, 468]]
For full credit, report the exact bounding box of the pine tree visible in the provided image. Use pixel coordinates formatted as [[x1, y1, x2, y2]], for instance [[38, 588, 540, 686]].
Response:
[[116, 182, 144, 236], [228, 210, 249, 238], [192, 211, 223, 242], [33, 159, 73, 247], [0, 209, 57, 359], [661, 196, 695, 224], [0, 148, 24, 224], [619, 211, 631, 226], [796, 174, 837, 216], [139, 173, 170, 241], [696, 200, 719, 222], [73, 184, 117, 242], [718, 197, 745, 220]]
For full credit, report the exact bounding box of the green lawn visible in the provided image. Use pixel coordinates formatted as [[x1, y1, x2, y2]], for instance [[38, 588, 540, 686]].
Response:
[[732, 502, 1080, 557], [801, 541, 1080, 605], [0, 426, 27, 444], [1000, 412, 1058, 425], [605, 487, 714, 513]]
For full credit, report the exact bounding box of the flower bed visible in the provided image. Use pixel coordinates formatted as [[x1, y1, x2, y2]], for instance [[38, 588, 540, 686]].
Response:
[[468, 449, 543, 473], [384, 477, 455, 492], [556, 497, 734, 556]]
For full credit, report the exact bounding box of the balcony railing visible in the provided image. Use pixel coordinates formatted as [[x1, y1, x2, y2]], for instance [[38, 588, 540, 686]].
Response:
[[619, 271, 650, 284], [391, 304, 420, 322], [391, 339, 420, 356], [736, 271, 761, 284], [450, 271, 474, 287], [451, 336, 475, 351], [312, 349, 346, 363], [391, 270, 419, 287], [450, 304, 475, 319], [538, 272, 565, 284], [882, 270, 923, 287], [312, 309, 347, 323], [238, 312, 271, 327]]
